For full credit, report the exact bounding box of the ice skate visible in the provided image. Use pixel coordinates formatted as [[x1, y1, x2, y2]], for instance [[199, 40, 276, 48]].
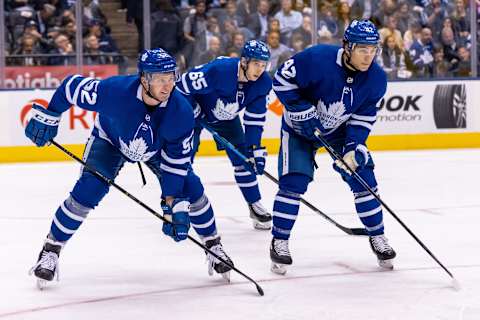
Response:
[[369, 235, 396, 270], [248, 201, 272, 230], [204, 235, 234, 282], [270, 238, 292, 275], [29, 238, 63, 290]]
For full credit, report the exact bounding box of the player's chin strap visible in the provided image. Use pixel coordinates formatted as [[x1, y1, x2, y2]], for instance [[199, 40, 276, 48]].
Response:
[[240, 59, 251, 81], [141, 79, 162, 104], [343, 43, 362, 73]]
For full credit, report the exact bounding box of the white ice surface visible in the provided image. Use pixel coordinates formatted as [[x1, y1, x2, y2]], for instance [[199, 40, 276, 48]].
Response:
[[1, 149, 479, 320]]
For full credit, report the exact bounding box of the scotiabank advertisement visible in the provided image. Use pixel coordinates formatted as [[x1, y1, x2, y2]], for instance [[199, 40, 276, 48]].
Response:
[[3, 65, 118, 89]]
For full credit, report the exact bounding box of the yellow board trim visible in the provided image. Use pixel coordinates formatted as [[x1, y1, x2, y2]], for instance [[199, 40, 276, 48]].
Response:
[[1, 133, 480, 163]]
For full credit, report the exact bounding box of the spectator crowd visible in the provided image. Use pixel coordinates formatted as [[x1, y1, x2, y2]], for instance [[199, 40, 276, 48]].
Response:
[[4, 0, 124, 68], [2, 0, 476, 79], [137, 0, 474, 79]]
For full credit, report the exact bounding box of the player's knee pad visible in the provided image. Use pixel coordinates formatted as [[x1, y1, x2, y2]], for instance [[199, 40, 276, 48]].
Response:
[[70, 172, 110, 209], [279, 173, 311, 195], [183, 170, 205, 202], [226, 143, 248, 167]]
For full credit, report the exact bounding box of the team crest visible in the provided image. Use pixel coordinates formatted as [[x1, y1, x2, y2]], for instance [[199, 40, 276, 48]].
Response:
[[212, 98, 239, 120]]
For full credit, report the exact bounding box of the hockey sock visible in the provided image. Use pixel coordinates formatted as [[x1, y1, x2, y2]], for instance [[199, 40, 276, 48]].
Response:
[[49, 195, 91, 242], [233, 165, 261, 203], [272, 190, 301, 240], [189, 194, 217, 237], [354, 188, 384, 236]]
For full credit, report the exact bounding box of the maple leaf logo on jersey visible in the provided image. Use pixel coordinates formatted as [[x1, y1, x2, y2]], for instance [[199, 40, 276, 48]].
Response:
[[119, 137, 157, 162], [316, 99, 350, 129], [211, 98, 239, 120]]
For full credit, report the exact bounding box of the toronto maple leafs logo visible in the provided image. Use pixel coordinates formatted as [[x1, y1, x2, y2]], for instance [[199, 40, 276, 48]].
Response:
[[119, 137, 157, 162], [211, 98, 239, 120], [316, 99, 350, 130]]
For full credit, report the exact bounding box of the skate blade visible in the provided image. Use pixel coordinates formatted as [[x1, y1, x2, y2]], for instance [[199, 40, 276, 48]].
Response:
[[271, 262, 288, 275], [378, 258, 394, 270], [252, 220, 272, 230], [36, 279, 48, 290], [221, 271, 231, 283]]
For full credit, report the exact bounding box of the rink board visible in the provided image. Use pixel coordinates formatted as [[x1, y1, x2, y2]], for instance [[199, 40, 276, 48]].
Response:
[[0, 79, 479, 163]]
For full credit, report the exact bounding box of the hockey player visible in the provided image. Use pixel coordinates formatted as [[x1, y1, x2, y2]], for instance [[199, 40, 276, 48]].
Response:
[[269, 20, 396, 275], [176, 40, 273, 230], [25, 48, 233, 289]]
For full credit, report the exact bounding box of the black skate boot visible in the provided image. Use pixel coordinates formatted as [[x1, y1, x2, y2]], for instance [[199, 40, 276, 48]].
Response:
[[248, 201, 272, 230], [204, 235, 234, 282], [369, 235, 396, 269], [29, 238, 63, 289], [270, 238, 292, 275]]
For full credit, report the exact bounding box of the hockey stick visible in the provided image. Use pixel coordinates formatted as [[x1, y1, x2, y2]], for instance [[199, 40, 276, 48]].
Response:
[[313, 130, 459, 286], [200, 121, 368, 236], [50, 140, 264, 296]]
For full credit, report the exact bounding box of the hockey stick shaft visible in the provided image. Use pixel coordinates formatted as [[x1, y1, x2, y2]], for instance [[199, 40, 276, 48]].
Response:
[[313, 130, 455, 280], [50, 140, 264, 296], [200, 121, 368, 236]]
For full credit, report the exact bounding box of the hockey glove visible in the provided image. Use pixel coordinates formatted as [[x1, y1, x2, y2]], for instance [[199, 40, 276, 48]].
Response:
[[25, 104, 61, 147], [161, 198, 190, 242], [333, 144, 369, 180], [246, 146, 267, 175], [286, 105, 325, 141]]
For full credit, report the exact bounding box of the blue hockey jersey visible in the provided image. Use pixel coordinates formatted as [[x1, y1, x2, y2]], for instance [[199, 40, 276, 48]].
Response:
[[48, 74, 195, 197], [175, 57, 272, 147], [273, 44, 387, 148]]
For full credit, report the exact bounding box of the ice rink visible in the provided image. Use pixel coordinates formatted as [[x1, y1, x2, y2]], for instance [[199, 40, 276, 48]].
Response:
[[1, 149, 479, 320]]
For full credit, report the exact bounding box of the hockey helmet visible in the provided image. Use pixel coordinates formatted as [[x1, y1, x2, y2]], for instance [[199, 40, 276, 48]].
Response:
[[241, 40, 270, 61], [344, 20, 380, 47], [137, 48, 177, 76]]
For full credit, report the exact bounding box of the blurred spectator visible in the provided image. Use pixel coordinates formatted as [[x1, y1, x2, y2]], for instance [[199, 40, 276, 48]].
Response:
[[84, 34, 112, 65], [14, 20, 44, 51], [377, 35, 409, 80], [372, 0, 397, 26], [379, 15, 404, 50], [409, 27, 434, 78], [197, 35, 222, 65], [454, 45, 471, 76], [247, 0, 270, 40], [217, 0, 246, 31], [351, 0, 379, 20], [432, 46, 453, 77], [451, 0, 469, 38], [291, 15, 312, 47], [226, 31, 246, 56], [190, 15, 222, 66], [290, 32, 307, 53], [48, 33, 75, 65], [266, 30, 292, 75], [403, 21, 422, 50], [225, 47, 240, 57], [183, 0, 208, 42], [441, 26, 460, 68], [395, 2, 421, 36], [86, 20, 119, 53], [126, 0, 143, 51], [274, 0, 302, 44], [83, 0, 107, 27], [34, 3, 57, 36], [318, 2, 338, 43], [336, 0, 352, 41], [63, 20, 76, 43], [421, 0, 449, 39], [151, 0, 184, 56], [11, 34, 43, 66]]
